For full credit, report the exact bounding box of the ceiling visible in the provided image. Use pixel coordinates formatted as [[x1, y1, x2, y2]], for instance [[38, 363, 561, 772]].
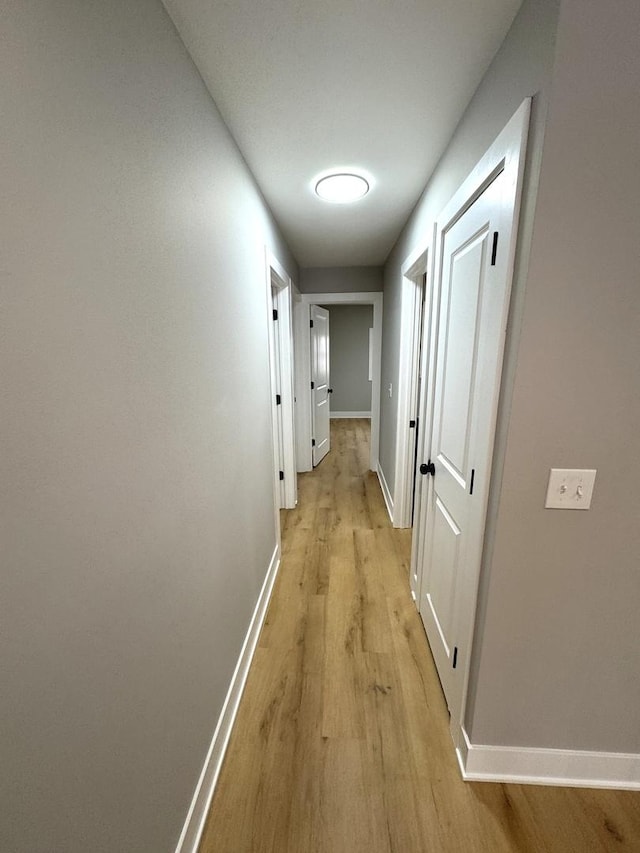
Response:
[[162, 0, 521, 268]]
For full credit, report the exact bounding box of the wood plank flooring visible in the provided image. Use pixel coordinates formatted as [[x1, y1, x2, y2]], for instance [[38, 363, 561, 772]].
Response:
[[199, 419, 640, 853]]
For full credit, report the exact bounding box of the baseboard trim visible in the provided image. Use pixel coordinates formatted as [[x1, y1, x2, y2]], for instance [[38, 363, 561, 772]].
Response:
[[175, 544, 281, 853], [456, 725, 640, 790], [330, 411, 372, 419], [376, 464, 394, 524]]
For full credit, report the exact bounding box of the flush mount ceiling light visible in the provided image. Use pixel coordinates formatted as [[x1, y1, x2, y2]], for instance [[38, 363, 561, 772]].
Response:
[[314, 172, 370, 204]]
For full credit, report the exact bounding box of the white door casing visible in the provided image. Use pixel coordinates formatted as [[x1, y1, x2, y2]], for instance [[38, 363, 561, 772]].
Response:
[[394, 239, 434, 531], [265, 250, 297, 513], [412, 100, 531, 732], [271, 286, 286, 506], [311, 305, 330, 466]]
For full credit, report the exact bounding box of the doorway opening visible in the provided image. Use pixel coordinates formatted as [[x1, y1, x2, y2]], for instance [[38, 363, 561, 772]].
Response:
[[295, 291, 383, 474]]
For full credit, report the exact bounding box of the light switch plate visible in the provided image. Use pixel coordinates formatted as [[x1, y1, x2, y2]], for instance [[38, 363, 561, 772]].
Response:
[[545, 468, 597, 510]]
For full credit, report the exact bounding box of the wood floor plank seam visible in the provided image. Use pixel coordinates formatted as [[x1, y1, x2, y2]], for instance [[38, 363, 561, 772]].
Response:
[[198, 420, 640, 853]]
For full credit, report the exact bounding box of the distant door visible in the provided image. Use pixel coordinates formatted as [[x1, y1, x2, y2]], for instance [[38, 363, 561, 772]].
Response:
[[311, 305, 330, 466]]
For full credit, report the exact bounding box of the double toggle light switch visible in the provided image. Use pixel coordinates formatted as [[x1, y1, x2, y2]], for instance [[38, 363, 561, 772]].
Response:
[[545, 468, 597, 510]]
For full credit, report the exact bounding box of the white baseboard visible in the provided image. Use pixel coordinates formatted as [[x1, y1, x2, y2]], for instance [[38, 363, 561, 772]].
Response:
[[376, 464, 394, 524], [175, 544, 281, 853], [456, 725, 640, 790], [330, 411, 371, 419]]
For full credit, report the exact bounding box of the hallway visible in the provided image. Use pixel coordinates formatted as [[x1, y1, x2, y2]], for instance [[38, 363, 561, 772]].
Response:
[[199, 420, 640, 853]]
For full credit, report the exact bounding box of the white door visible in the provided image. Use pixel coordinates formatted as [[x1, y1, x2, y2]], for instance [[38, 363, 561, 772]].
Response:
[[311, 305, 330, 466], [271, 286, 286, 505], [414, 102, 530, 721], [266, 257, 297, 511]]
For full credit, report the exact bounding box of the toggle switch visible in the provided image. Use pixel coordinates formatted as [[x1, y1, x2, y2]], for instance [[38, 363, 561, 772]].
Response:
[[545, 469, 596, 510]]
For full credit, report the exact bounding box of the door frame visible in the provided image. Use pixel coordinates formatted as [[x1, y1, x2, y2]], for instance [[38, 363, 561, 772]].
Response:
[[393, 237, 435, 530], [296, 291, 383, 472], [265, 250, 297, 511], [410, 100, 531, 745]]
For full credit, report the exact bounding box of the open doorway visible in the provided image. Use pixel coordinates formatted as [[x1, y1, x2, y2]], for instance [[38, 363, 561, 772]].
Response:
[[294, 291, 383, 474], [321, 303, 374, 420]]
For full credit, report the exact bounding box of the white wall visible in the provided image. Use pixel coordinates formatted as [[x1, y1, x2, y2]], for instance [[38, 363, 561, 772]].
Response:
[[320, 305, 373, 413], [467, 0, 640, 752], [300, 266, 383, 293], [0, 3, 296, 851]]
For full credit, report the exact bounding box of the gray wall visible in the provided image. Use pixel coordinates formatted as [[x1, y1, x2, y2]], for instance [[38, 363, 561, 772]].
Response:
[[382, 0, 640, 757], [1, 3, 296, 852], [468, 0, 640, 752], [320, 305, 373, 413], [300, 266, 383, 293]]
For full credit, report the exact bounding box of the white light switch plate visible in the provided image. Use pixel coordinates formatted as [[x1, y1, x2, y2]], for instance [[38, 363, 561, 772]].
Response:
[[545, 468, 597, 510]]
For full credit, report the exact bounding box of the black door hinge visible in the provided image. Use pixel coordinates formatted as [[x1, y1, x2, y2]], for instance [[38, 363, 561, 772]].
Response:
[[310, 319, 314, 328], [409, 419, 416, 428], [272, 308, 278, 321], [469, 468, 475, 495], [312, 438, 316, 447], [491, 231, 499, 266], [311, 381, 315, 390], [453, 646, 458, 669], [275, 394, 281, 405], [279, 470, 284, 481]]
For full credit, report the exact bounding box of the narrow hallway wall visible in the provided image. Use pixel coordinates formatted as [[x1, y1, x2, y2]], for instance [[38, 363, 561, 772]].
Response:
[[468, 0, 640, 754], [380, 0, 560, 498], [1, 2, 296, 851], [382, 0, 640, 764]]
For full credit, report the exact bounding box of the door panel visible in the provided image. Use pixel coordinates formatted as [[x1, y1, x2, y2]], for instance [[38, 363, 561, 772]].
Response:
[[311, 305, 330, 466], [418, 170, 506, 712], [438, 235, 486, 484], [426, 497, 461, 657]]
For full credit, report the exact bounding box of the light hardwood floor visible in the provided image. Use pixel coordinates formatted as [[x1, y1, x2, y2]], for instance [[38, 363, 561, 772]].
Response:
[[199, 419, 640, 852]]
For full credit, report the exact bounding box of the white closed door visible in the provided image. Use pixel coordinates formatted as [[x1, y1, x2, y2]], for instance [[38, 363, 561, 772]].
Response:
[[311, 305, 330, 466], [416, 160, 521, 717], [270, 286, 286, 506]]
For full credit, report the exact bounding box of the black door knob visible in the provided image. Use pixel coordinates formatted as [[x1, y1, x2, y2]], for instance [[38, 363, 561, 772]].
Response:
[[328, 388, 333, 393], [419, 461, 436, 476]]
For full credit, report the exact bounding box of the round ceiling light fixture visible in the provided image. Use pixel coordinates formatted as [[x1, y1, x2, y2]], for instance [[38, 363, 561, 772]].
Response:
[[314, 172, 370, 204]]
